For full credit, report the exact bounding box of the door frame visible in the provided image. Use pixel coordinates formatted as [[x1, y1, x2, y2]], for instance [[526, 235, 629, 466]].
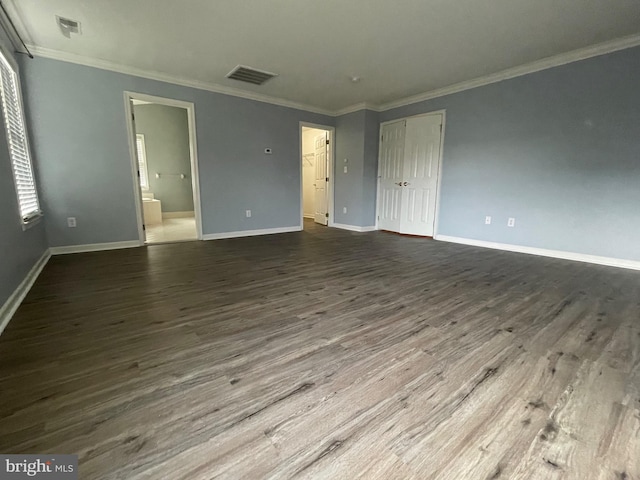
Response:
[[299, 122, 335, 228], [375, 110, 446, 236], [124, 91, 203, 244]]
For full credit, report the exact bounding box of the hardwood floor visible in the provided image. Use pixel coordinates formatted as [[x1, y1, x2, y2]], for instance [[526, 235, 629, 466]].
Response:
[[1, 220, 639, 479]]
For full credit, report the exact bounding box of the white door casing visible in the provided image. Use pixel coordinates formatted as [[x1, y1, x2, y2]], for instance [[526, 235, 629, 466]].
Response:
[[399, 114, 442, 236], [314, 132, 328, 225], [378, 120, 405, 232]]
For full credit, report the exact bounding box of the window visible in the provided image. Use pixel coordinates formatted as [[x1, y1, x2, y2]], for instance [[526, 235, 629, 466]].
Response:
[[135, 134, 149, 190], [0, 48, 40, 224]]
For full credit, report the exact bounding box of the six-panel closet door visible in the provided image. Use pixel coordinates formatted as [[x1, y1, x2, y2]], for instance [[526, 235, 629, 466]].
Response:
[[378, 114, 443, 236]]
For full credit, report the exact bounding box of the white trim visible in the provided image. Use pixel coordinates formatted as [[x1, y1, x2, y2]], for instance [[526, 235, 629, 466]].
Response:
[[28, 45, 334, 116], [432, 111, 446, 238], [124, 91, 204, 243], [333, 102, 381, 116], [332, 223, 376, 233], [377, 33, 640, 112], [0, 248, 50, 336], [162, 211, 195, 219], [375, 110, 446, 237], [299, 122, 335, 229], [25, 34, 640, 117], [50, 241, 140, 255], [435, 235, 640, 271], [203, 226, 301, 240]]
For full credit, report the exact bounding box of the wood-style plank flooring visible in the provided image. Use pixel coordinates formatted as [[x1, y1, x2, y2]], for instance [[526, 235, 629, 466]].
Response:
[[1, 220, 639, 479]]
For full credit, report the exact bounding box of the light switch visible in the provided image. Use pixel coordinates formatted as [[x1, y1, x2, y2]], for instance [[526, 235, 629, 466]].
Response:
[[343, 166, 348, 173]]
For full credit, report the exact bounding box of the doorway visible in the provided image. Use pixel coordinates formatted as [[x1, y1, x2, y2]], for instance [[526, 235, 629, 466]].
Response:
[[377, 111, 445, 237], [300, 123, 334, 229], [124, 92, 202, 244]]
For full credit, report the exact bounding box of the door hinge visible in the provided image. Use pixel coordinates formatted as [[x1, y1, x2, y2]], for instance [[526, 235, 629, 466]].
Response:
[[142, 224, 146, 231], [326, 213, 329, 218], [326, 139, 330, 145], [326, 177, 329, 182], [131, 112, 135, 121], [137, 170, 140, 178]]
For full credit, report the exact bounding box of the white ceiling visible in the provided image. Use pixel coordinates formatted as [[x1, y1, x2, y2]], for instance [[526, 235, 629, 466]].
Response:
[[5, 0, 640, 113]]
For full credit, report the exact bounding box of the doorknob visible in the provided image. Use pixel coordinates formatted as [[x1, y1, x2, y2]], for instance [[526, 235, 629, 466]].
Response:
[[395, 182, 402, 186], [403, 182, 409, 186]]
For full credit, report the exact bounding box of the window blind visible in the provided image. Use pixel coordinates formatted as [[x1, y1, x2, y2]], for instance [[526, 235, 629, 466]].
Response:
[[136, 134, 149, 189], [0, 50, 40, 222]]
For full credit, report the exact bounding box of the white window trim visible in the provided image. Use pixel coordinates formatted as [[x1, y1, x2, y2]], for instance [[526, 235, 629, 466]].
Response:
[[135, 133, 150, 191], [0, 42, 41, 228]]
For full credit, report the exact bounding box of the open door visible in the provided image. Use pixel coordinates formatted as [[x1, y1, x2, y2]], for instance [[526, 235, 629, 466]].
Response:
[[314, 132, 328, 225]]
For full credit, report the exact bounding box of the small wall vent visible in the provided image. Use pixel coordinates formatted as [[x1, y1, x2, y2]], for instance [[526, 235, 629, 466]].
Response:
[[56, 16, 81, 38], [226, 65, 278, 85]]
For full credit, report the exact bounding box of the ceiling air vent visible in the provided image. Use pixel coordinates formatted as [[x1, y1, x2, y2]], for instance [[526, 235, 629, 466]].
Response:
[[226, 65, 278, 85], [56, 16, 81, 37]]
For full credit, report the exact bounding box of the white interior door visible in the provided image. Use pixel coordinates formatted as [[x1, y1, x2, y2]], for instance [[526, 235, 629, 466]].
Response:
[[378, 121, 405, 232], [399, 114, 442, 236], [314, 132, 328, 225]]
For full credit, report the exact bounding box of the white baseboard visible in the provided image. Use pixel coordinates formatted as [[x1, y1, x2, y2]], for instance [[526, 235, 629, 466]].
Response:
[[162, 211, 195, 219], [303, 214, 314, 219], [332, 223, 377, 233], [50, 240, 141, 255], [203, 226, 302, 240], [0, 249, 51, 336], [435, 235, 640, 271]]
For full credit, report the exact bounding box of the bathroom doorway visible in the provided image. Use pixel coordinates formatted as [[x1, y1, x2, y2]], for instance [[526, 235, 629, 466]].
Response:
[[124, 92, 202, 244]]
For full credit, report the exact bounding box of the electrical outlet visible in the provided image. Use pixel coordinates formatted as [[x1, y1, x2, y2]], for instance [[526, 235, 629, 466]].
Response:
[[508, 217, 516, 227], [245, 210, 251, 218], [67, 217, 76, 228], [343, 207, 347, 214], [485, 216, 492, 225]]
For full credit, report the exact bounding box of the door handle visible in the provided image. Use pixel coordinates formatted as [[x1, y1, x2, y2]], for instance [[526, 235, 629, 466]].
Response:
[[395, 182, 402, 186], [403, 182, 409, 186]]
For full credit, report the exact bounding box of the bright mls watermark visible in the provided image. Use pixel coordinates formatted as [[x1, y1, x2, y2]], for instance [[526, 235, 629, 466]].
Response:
[[0, 455, 77, 479]]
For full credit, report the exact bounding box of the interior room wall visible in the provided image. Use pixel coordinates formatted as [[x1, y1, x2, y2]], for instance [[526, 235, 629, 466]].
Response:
[[0, 34, 48, 311], [334, 110, 379, 228], [378, 46, 640, 261], [133, 103, 193, 213], [19, 56, 334, 247]]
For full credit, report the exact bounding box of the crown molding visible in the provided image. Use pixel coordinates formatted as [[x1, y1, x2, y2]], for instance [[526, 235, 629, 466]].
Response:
[[333, 102, 381, 116], [25, 33, 640, 117], [377, 33, 640, 112], [26, 45, 335, 117]]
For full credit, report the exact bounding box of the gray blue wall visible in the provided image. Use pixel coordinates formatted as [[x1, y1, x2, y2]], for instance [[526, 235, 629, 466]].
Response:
[[19, 56, 334, 246], [0, 35, 48, 309], [133, 103, 194, 212], [380, 46, 640, 261], [12, 45, 640, 265], [334, 109, 379, 227]]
